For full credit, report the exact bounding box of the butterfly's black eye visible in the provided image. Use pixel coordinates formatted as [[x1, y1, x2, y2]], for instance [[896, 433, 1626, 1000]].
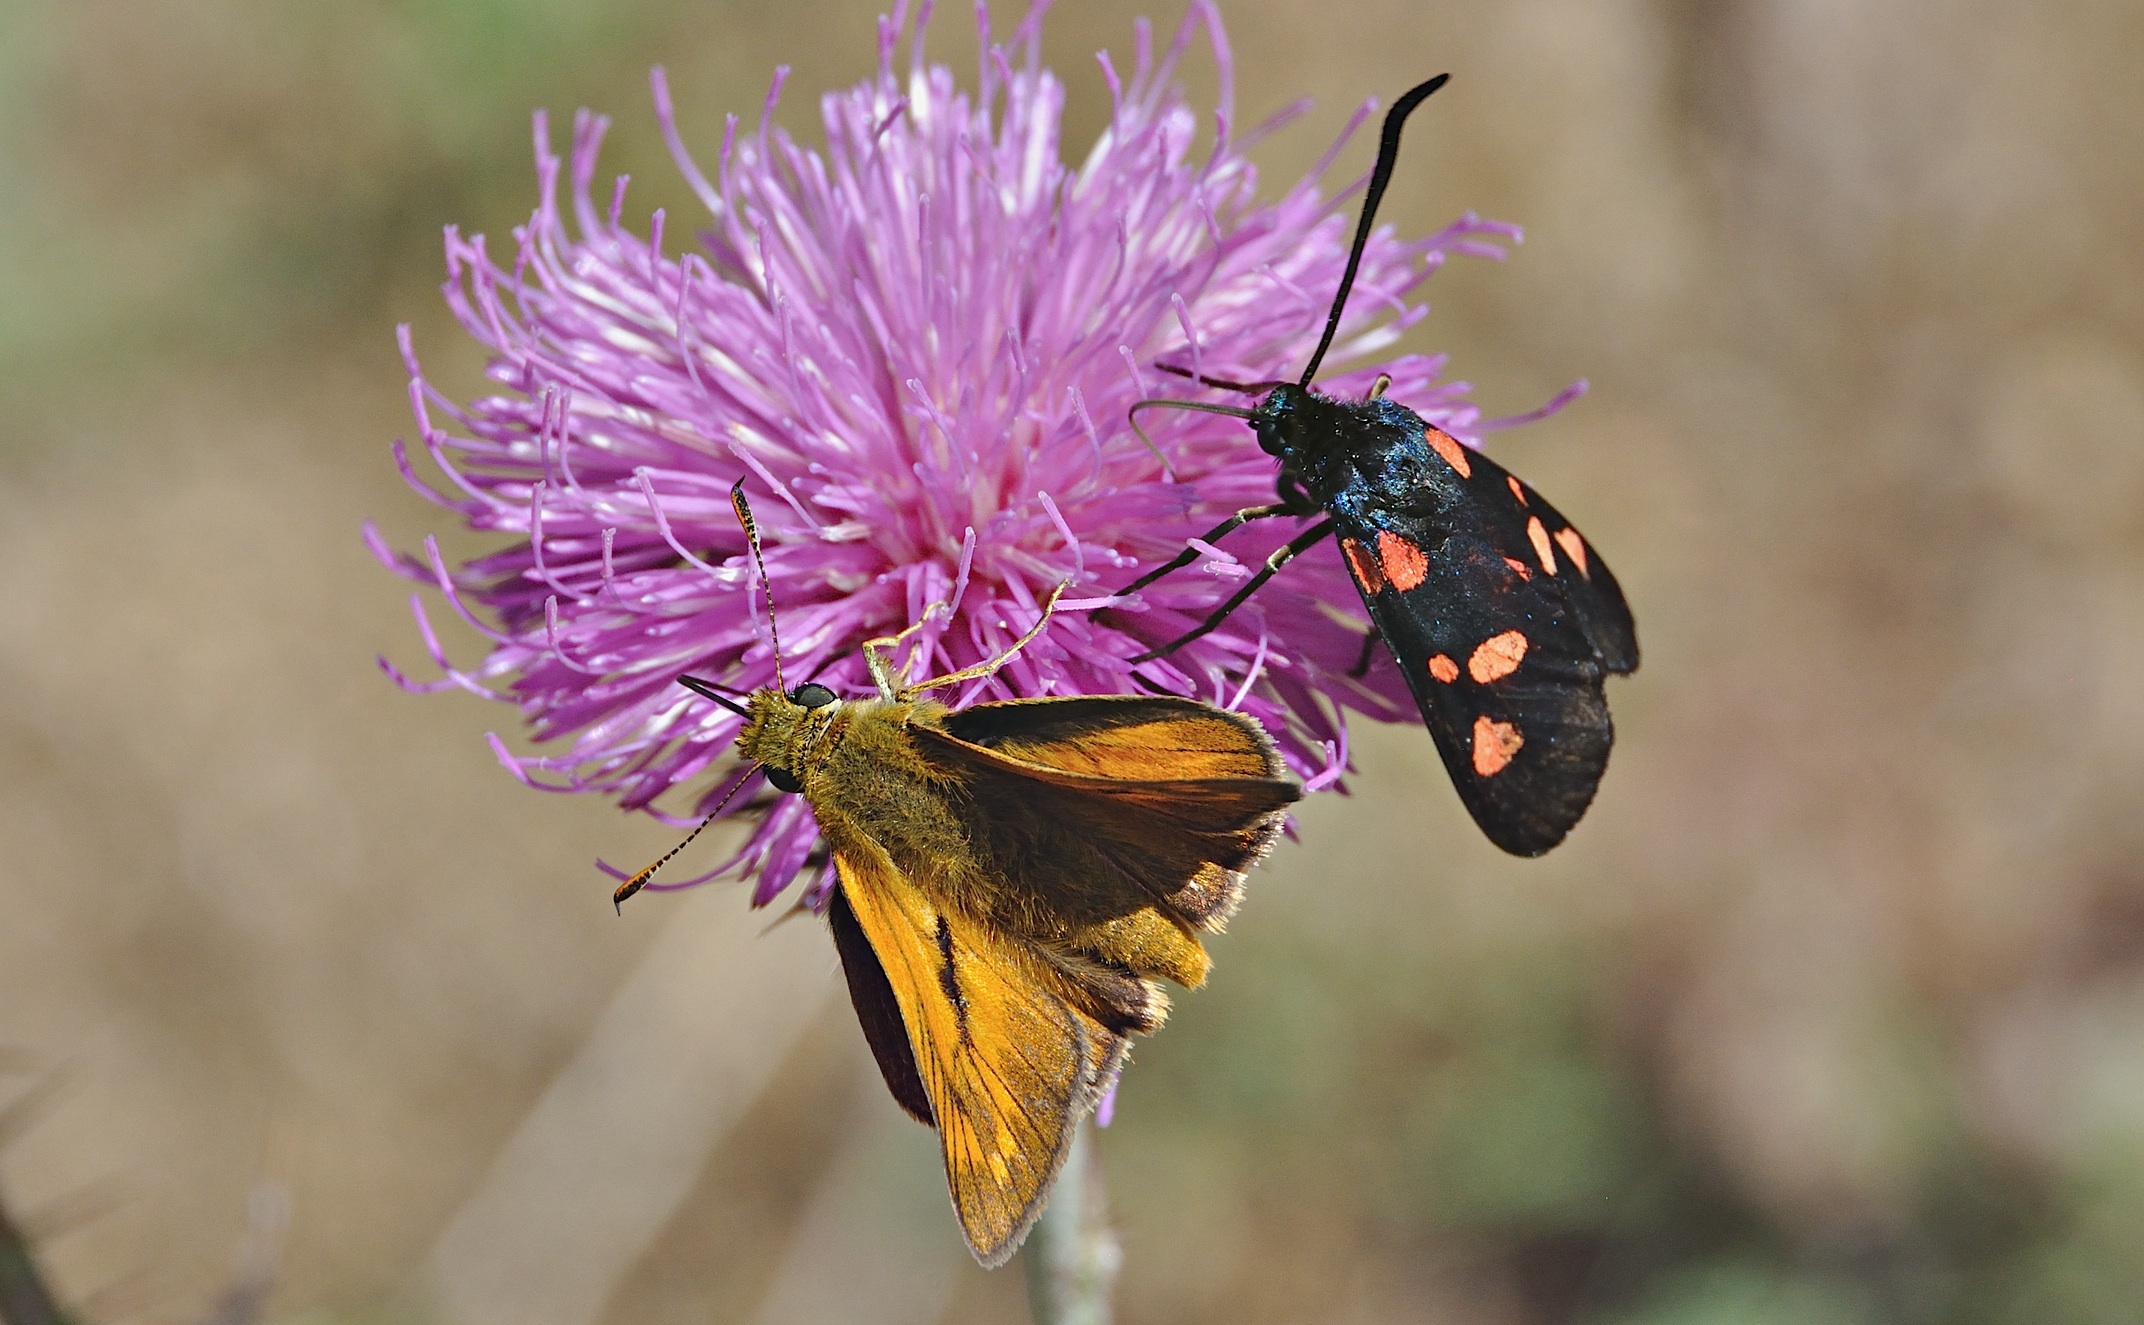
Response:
[[764, 765, 804, 794], [790, 682, 838, 709]]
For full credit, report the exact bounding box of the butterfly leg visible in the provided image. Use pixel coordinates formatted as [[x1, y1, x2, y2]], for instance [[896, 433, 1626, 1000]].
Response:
[[863, 602, 953, 698], [901, 580, 1072, 698], [1113, 504, 1294, 598], [1130, 520, 1335, 662]]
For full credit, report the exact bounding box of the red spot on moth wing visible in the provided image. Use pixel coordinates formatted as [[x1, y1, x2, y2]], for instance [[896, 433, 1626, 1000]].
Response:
[[1472, 716, 1523, 776], [1467, 630, 1528, 683], [1526, 516, 1558, 574], [1428, 654, 1460, 683], [1503, 556, 1534, 581], [1375, 530, 1428, 591], [1506, 476, 1527, 505], [1342, 537, 1386, 593], [1426, 428, 1472, 479], [1553, 526, 1590, 577]]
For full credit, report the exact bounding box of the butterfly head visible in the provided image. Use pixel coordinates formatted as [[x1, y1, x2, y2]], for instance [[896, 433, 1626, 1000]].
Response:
[[735, 681, 842, 794]]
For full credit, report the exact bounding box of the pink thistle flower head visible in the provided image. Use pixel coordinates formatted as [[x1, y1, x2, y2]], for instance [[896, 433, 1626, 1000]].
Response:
[[371, 0, 1566, 908]]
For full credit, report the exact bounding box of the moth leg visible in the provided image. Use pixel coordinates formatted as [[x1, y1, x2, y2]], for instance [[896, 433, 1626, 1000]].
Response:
[[1126, 669, 1183, 698], [1114, 503, 1293, 598], [1130, 520, 1335, 662], [1368, 373, 1391, 400], [1346, 631, 1381, 679], [902, 580, 1071, 698]]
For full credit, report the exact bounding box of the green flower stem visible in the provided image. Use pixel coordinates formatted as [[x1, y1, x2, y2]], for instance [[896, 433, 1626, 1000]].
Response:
[[0, 1181, 73, 1325], [1022, 1119, 1120, 1325]]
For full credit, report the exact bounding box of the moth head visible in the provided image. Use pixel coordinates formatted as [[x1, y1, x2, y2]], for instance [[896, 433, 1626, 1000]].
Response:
[[1252, 383, 1314, 460]]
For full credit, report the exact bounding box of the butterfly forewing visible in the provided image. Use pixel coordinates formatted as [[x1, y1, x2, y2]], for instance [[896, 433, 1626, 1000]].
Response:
[[941, 694, 1292, 782], [1334, 430, 1637, 855], [832, 845, 1124, 1268], [930, 696, 1299, 935]]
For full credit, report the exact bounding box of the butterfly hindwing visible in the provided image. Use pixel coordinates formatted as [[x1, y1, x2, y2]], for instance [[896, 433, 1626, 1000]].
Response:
[[1335, 430, 1637, 855], [832, 843, 1126, 1268], [827, 883, 934, 1125]]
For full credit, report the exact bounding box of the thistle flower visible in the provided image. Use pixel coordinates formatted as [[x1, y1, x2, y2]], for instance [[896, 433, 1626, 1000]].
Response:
[[370, 0, 1565, 907]]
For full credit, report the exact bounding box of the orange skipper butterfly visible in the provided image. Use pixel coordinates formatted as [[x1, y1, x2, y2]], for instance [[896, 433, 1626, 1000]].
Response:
[[616, 481, 1300, 1266]]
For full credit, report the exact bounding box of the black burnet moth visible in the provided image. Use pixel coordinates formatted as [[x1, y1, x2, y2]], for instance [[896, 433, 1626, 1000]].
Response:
[[1117, 75, 1639, 856]]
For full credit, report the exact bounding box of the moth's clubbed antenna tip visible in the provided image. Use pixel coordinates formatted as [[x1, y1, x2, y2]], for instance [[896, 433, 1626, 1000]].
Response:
[[1298, 72, 1452, 388]]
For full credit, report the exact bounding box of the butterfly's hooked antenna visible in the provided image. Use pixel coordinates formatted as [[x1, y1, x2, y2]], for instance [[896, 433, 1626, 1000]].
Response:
[[612, 758, 760, 912], [1128, 398, 1258, 474], [679, 674, 752, 720], [730, 479, 787, 694], [1298, 73, 1450, 389]]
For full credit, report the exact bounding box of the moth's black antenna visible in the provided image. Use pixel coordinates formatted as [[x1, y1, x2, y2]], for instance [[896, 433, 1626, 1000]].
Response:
[[1154, 363, 1290, 396], [1128, 398, 1258, 472], [730, 479, 786, 694], [1298, 74, 1450, 388], [679, 674, 752, 719]]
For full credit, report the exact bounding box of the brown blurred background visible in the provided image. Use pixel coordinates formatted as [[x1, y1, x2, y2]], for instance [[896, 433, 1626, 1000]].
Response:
[[3, 0, 2141, 1321]]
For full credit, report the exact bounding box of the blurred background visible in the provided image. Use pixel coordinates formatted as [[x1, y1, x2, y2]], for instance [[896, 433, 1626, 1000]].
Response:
[[2, 0, 2141, 1321]]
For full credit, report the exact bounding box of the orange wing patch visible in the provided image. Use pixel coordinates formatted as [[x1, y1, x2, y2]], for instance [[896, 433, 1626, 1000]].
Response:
[[945, 695, 1283, 783], [1426, 427, 1473, 478], [1467, 630, 1528, 683], [1525, 516, 1558, 575], [1506, 475, 1527, 505], [921, 698, 1297, 945], [1471, 717, 1524, 777], [1375, 530, 1428, 591], [1503, 556, 1534, 581], [1427, 654, 1460, 684], [1341, 537, 1386, 594], [1554, 526, 1590, 577]]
